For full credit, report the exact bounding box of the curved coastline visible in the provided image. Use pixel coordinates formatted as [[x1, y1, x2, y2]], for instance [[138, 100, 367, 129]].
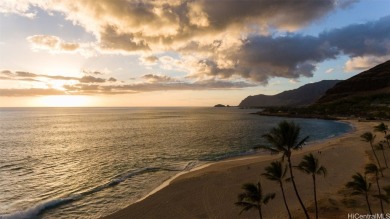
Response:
[[103, 119, 381, 219], [129, 120, 354, 207]]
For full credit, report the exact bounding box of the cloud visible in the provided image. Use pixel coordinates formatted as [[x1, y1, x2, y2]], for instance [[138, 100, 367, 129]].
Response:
[[140, 55, 159, 65], [0, 0, 36, 18], [56, 79, 255, 95], [99, 25, 150, 52], [0, 70, 255, 96], [3, 1, 390, 84], [0, 88, 66, 96], [141, 74, 177, 83], [6, 0, 349, 53], [344, 55, 390, 72], [289, 79, 299, 84], [27, 35, 80, 52], [108, 77, 117, 82], [325, 68, 335, 74], [1, 70, 13, 75], [79, 76, 106, 83], [15, 71, 38, 77], [319, 16, 390, 57], [187, 15, 390, 83], [0, 70, 116, 83]]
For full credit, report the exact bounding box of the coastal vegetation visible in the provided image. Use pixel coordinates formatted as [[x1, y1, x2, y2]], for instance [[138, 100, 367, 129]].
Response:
[[262, 161, 292, 218], [343, 122, 390, 215], [260, 121, 310, 218], [345, 172, 373, 214], [237, 121, 390, 218], [235, 182, 275, 219], [374, 122, 390, 148], [365, 163, 384, 214], [296, 153, 327, 219], [361, 132, 384, 176]]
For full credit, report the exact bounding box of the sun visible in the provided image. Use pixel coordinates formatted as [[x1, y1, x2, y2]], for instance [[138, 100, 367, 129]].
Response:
[[35, 95, 93, 107]]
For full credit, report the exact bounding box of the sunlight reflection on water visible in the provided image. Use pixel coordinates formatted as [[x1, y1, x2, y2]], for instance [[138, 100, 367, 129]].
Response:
[[0, 107, 352, 218]]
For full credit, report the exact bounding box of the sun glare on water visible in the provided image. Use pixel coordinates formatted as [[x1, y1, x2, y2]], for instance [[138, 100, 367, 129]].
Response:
[[36, 95, 93, 107]]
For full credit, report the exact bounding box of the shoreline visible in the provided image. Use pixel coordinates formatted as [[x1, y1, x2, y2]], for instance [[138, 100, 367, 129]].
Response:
[[131, 119, 355, 207], [103, 119, 385, 219]]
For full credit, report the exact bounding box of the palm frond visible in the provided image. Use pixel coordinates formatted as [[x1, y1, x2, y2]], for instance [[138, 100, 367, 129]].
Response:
[[346, 172, 371, 194], [257, 145, 281, 154], [383, 185, 390, 195], [296, 153, 327, 176], [263, 193, 276, 204], [262, 161, 287, 182], [374, 122, 388, 133], [365, 163, 379, 175], [235, 201, 257, 214], [373, 194, 390, 203], [317, 166, 327, 176], [361, 132, 376, 143], [295, 135, 310, 150]]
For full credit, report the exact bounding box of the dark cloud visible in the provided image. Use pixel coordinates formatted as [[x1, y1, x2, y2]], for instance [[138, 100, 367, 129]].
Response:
[[18, 0, 351, 53], [319, 15, 390, 57], [99, 25, 150, 52], [191, 15, 390, 83], [199, 0, 336, 31]]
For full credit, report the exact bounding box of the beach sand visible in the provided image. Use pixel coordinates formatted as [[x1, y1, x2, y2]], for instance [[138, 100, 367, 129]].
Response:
[[103, 120, 390, 219]]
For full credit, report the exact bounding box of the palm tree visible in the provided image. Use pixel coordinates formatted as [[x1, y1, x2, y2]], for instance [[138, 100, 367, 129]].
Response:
[[261, 121, 310, 219], [296, 153, 327, 219], [235, 182, 275, 219], [374, 122, 389, 148], [365, 163, 384, 214], [345, 173, 372, 214], [361, 132, 383, 176], [376, 143, 388, 168], [377, 185, 390, 204], [262, 161, 292, 219]]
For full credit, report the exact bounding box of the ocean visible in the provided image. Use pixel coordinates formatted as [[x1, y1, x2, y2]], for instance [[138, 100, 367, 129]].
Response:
[[0, 107, 352, 219]]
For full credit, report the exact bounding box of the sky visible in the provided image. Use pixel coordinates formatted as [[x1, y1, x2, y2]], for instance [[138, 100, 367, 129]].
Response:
[[0, 0, 389, 107]]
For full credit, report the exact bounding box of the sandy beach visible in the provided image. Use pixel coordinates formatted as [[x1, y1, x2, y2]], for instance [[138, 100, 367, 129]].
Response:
[[103, 120, 390, 219]]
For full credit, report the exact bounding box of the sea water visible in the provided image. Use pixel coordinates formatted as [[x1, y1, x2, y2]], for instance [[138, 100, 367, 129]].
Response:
[[0, 107, 352, 219]]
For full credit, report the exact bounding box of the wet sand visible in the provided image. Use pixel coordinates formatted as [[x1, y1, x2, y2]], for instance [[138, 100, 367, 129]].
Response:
[[103, 120, 390, 218]]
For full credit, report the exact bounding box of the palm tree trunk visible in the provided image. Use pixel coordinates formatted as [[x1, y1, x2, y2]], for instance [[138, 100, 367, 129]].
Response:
[[365, 192, 372, 215], [381, 148, 388, 168], [258, 205, 263, 219], [287, 155, 310, 219], [313, 175, 318, 219], [280, 181, 292, 219], [384, 131, 389, 148], [370, 143, 384, 176], [375, 175, 384, 214]]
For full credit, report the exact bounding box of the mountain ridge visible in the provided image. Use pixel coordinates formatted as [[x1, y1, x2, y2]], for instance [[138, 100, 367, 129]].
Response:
[[238, 80, 341, 108], [317, 60, 390, 104]]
